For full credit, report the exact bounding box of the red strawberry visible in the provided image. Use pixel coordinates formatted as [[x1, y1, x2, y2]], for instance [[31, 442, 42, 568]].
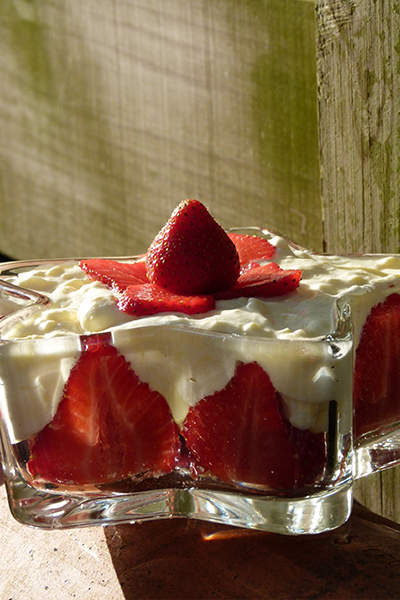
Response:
[[181, 362, 325, 490], [78, 205, 300, 318], [27, 339, 180, 485], [80, 258, 148, 292], [118, 283, 215, 316], [214, 263, 302, 299], [353, 293, 400, 439], [228, 232, 275, 267], [145, 199, 240, 295]]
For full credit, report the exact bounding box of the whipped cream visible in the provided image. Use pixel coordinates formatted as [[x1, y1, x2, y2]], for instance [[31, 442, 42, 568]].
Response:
[[1, 231, 399, 443]]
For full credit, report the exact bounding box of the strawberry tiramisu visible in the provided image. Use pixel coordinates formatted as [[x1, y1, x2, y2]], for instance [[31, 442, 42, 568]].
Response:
[[0, 199, 398, 532]]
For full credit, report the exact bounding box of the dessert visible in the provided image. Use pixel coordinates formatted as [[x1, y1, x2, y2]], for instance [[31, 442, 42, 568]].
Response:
[[0, 199, 398, 532]]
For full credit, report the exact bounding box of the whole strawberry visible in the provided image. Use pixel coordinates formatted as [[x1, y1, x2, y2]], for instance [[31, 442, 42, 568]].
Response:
[[145, 199, 240, 295]]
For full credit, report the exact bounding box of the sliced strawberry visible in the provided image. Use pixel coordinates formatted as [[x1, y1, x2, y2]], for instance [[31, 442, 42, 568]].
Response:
[[181, 362, 325, 490], [228, 232, 275, 268], [353, 293, 400, 439], [80, 258, 148, 292], [146, 199, 240, 296], [118, 283, 215, 316], [27, 340, 180, 485], [214, 263, 302, 299], [78, 204, 299, 318]]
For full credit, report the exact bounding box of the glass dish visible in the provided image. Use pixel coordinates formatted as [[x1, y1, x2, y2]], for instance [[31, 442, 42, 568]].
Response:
[[0, 256, 353, 535]]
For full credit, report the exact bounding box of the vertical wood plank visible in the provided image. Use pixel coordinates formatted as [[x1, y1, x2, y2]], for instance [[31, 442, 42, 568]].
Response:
[[317, 0, 400, 519], [318, 0, 400, 253]]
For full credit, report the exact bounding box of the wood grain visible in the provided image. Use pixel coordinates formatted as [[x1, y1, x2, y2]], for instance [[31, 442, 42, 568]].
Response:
[[104, 505, 400, 599], [317, 0, 400, 253], [0, 470, 120, 599]]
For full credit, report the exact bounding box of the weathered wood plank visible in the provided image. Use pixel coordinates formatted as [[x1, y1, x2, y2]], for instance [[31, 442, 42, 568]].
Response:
[[318, 0, 400, 253]]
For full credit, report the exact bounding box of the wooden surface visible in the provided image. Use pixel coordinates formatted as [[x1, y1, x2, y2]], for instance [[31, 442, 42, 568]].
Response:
[[2, 457, 400, 600], [103, 505, 400, 599], [317, 0, 400, 254], [0, 469, 121, 599]]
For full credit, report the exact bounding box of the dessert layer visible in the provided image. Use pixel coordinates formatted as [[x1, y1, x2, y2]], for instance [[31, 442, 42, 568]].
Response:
[[2, 232, 400, 344], [0, 230, 399, 443]]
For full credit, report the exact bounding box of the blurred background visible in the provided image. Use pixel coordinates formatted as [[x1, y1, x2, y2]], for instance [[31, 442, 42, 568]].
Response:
[[1, 0, 400, 519], [0, 0, 321, 258]]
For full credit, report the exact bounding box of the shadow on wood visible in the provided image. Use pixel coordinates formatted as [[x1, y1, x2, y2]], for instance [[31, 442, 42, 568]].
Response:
[[104, 503, 400, 599]]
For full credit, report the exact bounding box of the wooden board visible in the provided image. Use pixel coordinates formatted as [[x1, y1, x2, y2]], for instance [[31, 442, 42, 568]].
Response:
[[0, 469, 122, 599], [2, 464, 400, 600]]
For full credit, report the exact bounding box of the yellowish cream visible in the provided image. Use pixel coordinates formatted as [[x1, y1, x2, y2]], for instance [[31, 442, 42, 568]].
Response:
[[0, 231, 399, 442]]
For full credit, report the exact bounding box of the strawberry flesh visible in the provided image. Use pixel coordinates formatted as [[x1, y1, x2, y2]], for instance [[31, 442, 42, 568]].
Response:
[[353, 293, 400, 439], [118, 283, 215, 316], [228, 232, 275, 268], [28, 340, 180, 485], [80, 258, 148, 292], [181, 362, 326, 490], [78, 203, 301, 316], [214, 263, 302, 299], [145, 199, 241, 295]]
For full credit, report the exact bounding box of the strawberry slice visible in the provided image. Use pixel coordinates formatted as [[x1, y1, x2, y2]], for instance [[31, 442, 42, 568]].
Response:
[[353, 293, 400, 439], [214, 263, 302, 299], [228, 232, 275, 267], [146, 199, 240, 295], [181, 362, 325, 490], [80, 258, 148, 292], [27, 339, 180, 485], [78, 203, 300, 317], [118, 283, 215, 316]]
